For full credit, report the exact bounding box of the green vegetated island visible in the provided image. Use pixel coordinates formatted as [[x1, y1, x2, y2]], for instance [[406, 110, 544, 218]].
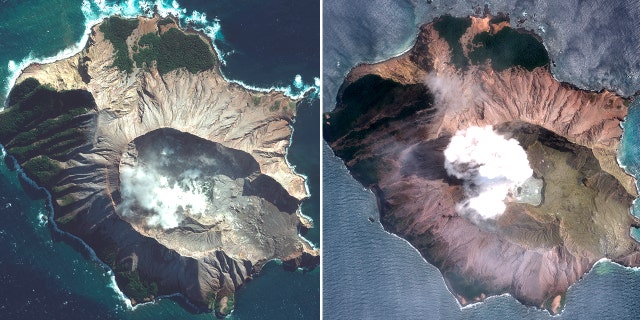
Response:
[[324, 14, 640, 314], [1, 15, 317, 317]]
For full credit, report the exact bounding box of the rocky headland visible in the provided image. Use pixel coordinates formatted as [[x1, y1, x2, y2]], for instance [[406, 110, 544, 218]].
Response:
[[0, 15, 317, 316], [324, 15, 640, 314]]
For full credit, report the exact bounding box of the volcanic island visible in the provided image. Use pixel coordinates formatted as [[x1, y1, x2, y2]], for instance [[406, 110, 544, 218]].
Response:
[[0, 16, 318, 316], [324, 14, 640, 314]]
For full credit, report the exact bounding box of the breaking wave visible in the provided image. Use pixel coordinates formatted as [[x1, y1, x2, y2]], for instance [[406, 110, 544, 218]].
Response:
[[3, 0, 317, 109]]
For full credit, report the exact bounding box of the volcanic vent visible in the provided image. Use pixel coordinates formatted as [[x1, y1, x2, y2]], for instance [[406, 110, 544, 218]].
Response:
[[324, 14, 640, 313], [3, 15, 318, 313], [115, 128, 304, 261]]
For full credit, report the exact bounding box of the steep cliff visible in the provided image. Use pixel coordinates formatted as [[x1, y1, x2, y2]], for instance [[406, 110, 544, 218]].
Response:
[[2, 15, 317, 315], [325, 15, 640, 314]]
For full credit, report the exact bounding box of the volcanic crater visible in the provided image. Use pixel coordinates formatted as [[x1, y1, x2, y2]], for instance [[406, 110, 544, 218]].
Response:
[[116, 128, 305, 263], [0, 15, 318, 315], [325, 14, 640, 314]]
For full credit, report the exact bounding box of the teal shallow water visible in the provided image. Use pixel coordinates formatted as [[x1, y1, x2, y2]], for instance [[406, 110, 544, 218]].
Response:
[[0, 155, 319, 319], [324, 139, 640, 319], [0, 0, 319, 318], [323, 1, 640, 317], [619, 98, 640, 240], [0, 0, 85, 99], [0, 0, 319, 101]]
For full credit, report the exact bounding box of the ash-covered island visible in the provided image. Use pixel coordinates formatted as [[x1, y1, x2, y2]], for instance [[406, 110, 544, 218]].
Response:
[[0, 15, 317, 316], [324, 14, 640, 314]]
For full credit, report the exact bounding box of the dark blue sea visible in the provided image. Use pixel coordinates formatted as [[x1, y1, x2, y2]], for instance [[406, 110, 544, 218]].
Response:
[[0, 0, 319, 319], [324, 0, 640, 319]]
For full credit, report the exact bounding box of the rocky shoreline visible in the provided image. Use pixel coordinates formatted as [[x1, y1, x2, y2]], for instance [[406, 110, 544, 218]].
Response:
[[1, 15, 318, 316], [325, 14, 640, 314]]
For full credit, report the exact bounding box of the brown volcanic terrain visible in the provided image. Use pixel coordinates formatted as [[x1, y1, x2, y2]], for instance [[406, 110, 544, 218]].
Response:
[[324, 15, 640, 313], [3, 15, 317, 315]]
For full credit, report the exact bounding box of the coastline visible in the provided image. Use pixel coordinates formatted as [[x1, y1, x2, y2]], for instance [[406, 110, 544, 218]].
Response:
[[0, 85, 318, 309], [322, 1, 640, 317], [7, 11, 315, 208], [618, 99, 640, 210], [0, 145, 133, 308], [1, 13, 319, 315], [3, 3, 319, 110], [35, 163, 202, 312], [618, 99, 640, 244], [327, 141, 640, 317], [325, 15, 638, 316]]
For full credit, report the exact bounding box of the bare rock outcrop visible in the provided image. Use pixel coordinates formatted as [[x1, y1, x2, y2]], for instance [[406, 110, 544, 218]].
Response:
[[6, 15, 317, 314], [325, 15, 640, 314]]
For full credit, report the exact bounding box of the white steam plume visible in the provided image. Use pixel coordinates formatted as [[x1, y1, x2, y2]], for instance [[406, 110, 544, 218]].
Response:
[[119, 165, 208, 229], [444, 126, 533, 219], [425, 73, 479, 114]]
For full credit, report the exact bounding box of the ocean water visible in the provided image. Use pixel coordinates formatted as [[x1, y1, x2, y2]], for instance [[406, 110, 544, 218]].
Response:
[[0, 0, 319, 319], [177, 0, 320, 91], [323, 1, 640, 319], [619, 99, 640, 240], [324, 144, 640, 319], [288, 98, 321, 246], [0, 0, 320, 102], [323, 0, 640, 101]]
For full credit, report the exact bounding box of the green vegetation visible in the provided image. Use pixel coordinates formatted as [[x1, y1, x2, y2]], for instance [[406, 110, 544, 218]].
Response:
[[157, 28, 215, 74], [6, 77, 40, 106], [96, 244, 161, 304], [92, 242, 119, 271], [288, 101, 297, 110], [132, 29, 215, 74], [269, 101, 281, 112], [97, 243, 158, 303], [54, 214, 76, 225], [99, 17, 139, 73], [0, 78, 95, 187], [133, 32, 161, 69], [224, 294, 235, 313], [469, 27, 549, 71], [22, 156, 61, 186], [206, 291, 217, 309], [58, 194, 76, 207], [214, 293, 235, 315], [157, 17, 174, 27], [432, 15, 471, 69], [252, 95, 261, 106], [117, 269, 158, 302], [100, 17, 213, 74]]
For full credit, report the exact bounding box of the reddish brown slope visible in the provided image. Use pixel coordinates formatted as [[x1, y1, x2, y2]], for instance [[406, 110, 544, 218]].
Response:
[[325, 16, 640, 313]]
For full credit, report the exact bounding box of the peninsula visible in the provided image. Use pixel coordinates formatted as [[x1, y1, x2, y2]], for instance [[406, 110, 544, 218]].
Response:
[[324, 14, 640, 314], [1, 15, 317, 316]]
